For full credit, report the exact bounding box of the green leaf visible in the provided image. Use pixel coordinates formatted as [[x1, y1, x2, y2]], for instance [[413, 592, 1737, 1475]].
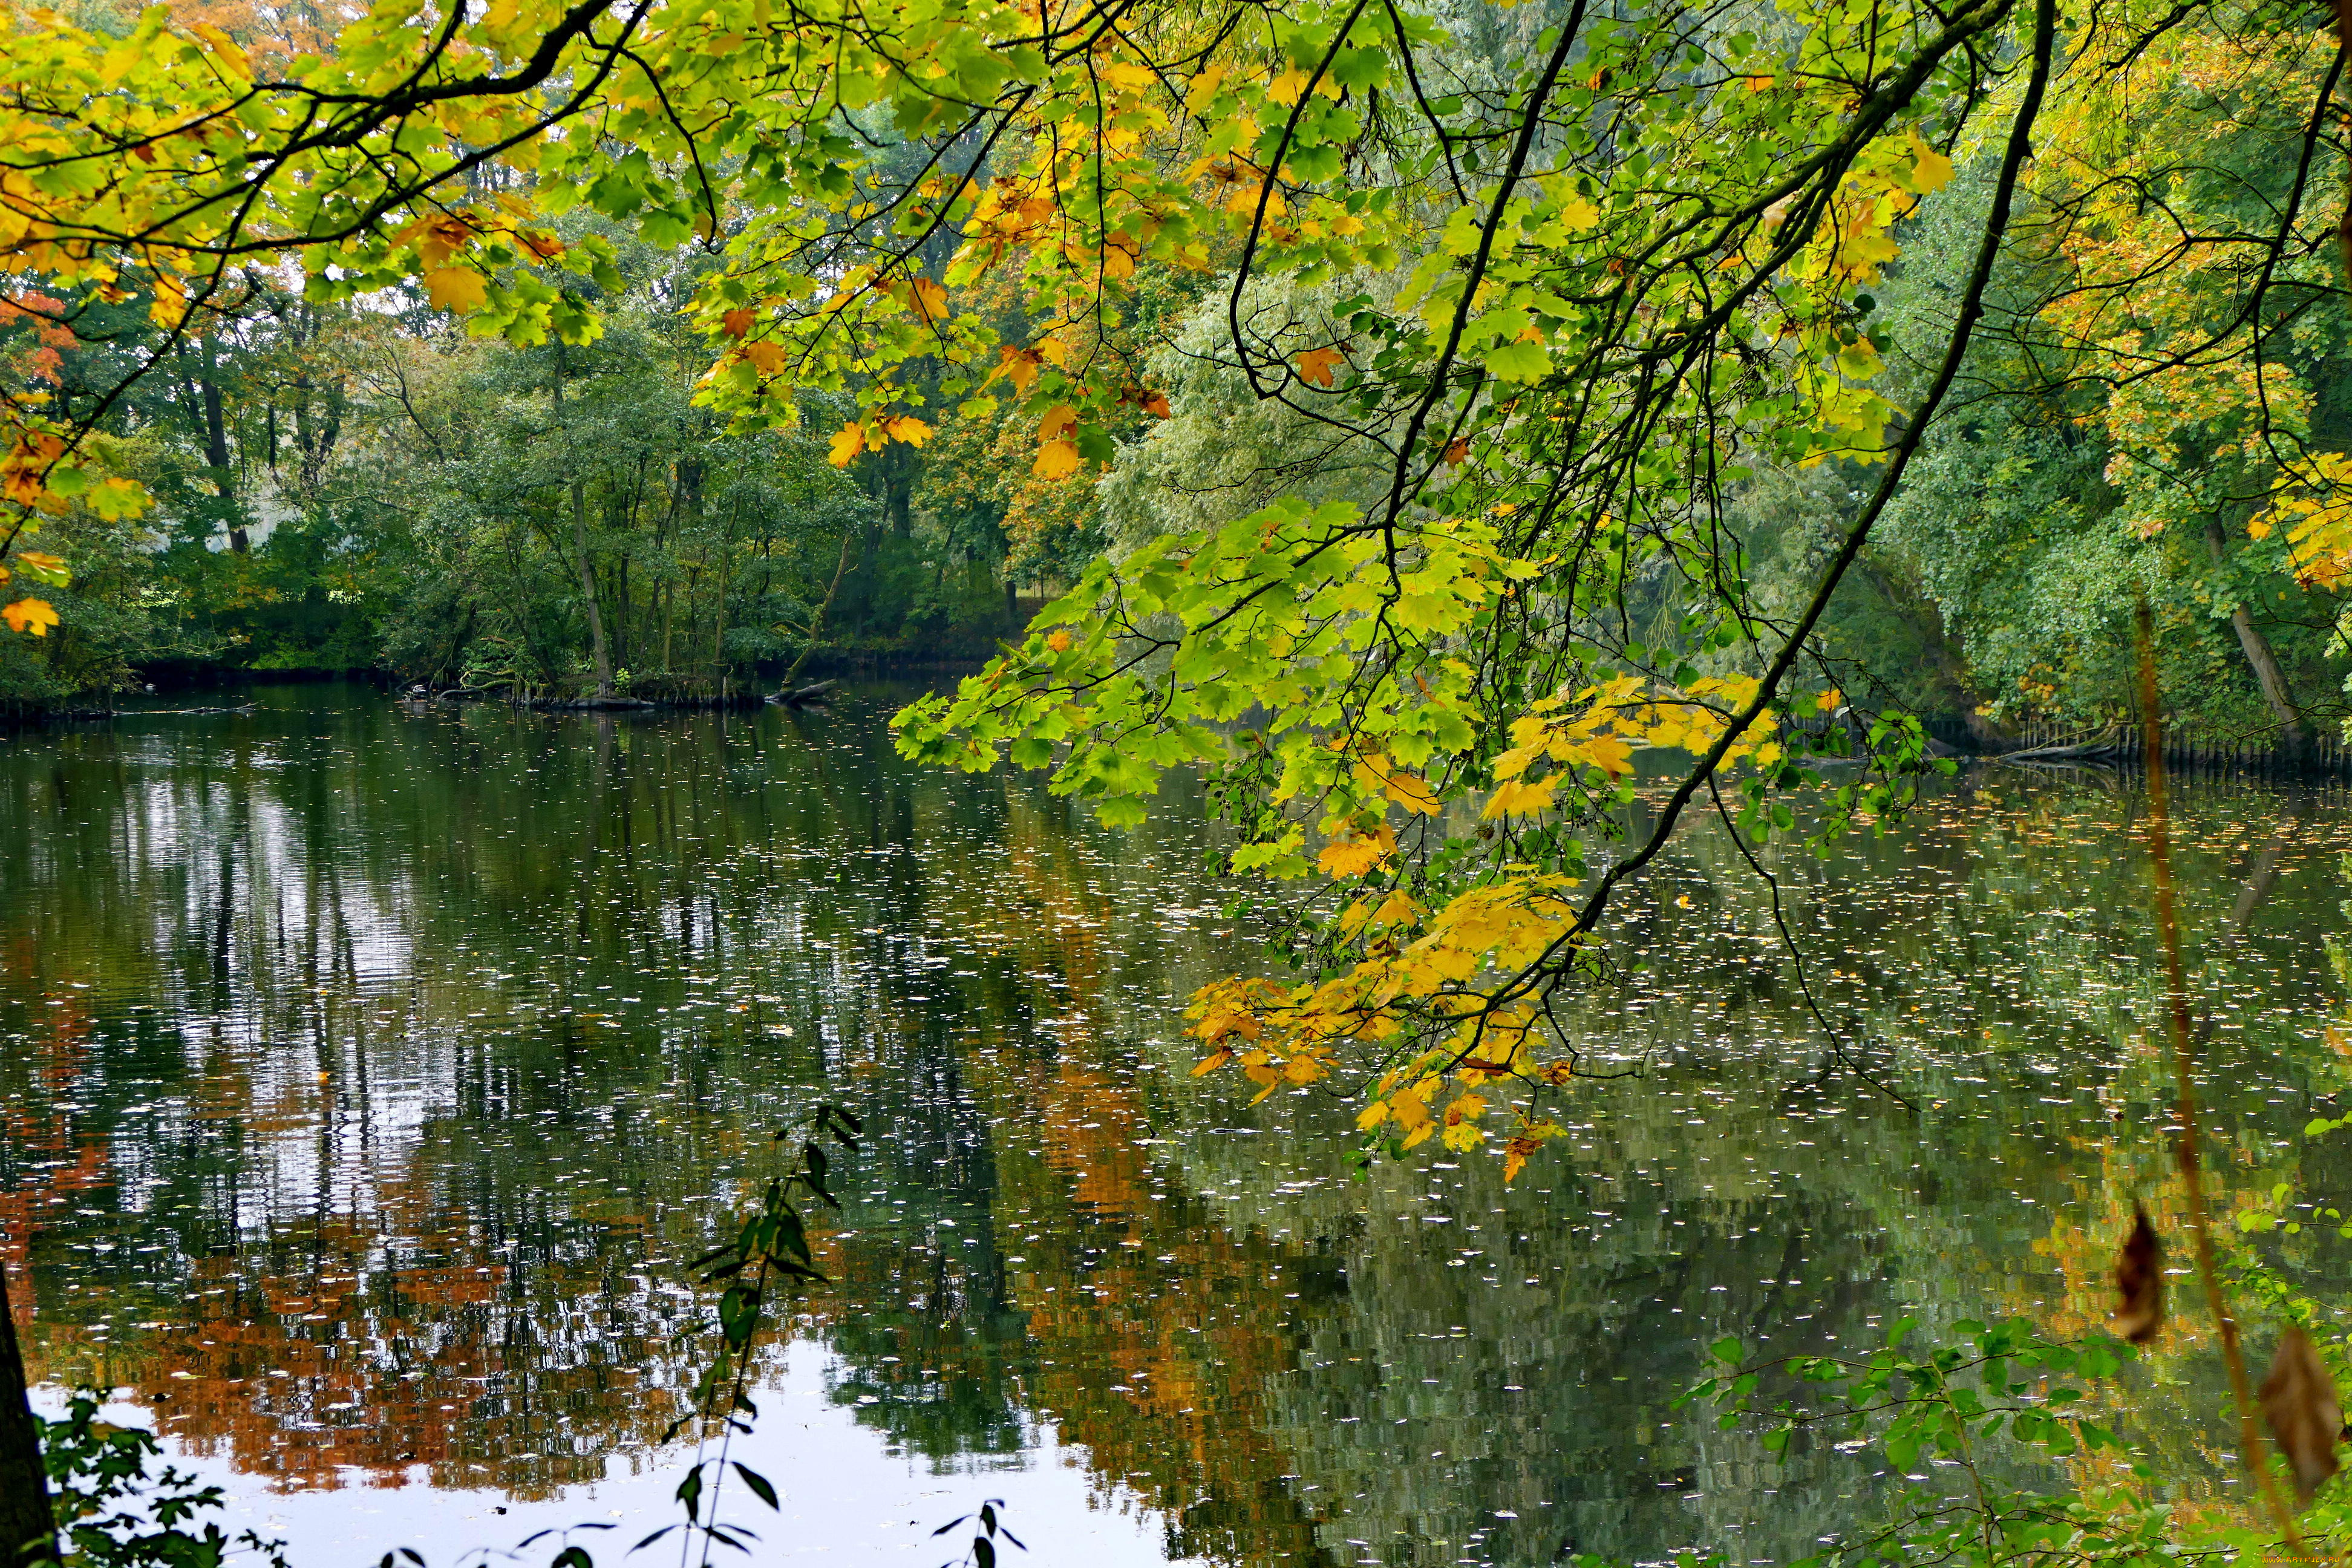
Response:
[[733, 1462, 780, 1510]]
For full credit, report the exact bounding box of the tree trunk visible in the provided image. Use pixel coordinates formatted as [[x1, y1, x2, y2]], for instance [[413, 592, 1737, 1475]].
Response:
[[2204, 517, 2308, 765], [552, 347, 613, 699], [197, 345, 247, 554], [0, 1259, 56, 1563], [572, 482, 614, 699], [783, 532, 856, 687]]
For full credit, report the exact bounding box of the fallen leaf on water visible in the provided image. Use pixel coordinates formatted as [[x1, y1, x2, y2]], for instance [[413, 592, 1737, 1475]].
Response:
[[2259, 1325, 2341, 1504], [2109, 1205, 2162, 1345]]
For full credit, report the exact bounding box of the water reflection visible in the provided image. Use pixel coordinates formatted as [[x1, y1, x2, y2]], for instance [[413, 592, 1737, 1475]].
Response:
[[6, 688, 2352, 1566]]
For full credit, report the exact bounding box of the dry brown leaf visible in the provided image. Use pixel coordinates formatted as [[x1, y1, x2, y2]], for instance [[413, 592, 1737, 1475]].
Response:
[[2260, 1325, 2342, 1504], [2109, 1205, 2162, 1345]]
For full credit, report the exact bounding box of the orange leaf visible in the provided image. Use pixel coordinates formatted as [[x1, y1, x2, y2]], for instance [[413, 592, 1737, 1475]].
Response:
[[909, 278, 949, 324], [2, 598, 58, 636], [1443, 439, 1470, 465], [827, 423, 867, 467], [742, 341, 787, 373], [1295, 345, 1344, 387], [996, 346, 1043, 394], [721, 307, 756, 338], [881, 416, 933, 448], [1038, 404, 1077, 440]]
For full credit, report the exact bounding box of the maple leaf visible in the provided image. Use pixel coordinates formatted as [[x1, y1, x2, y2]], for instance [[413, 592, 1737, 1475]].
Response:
[[742, 341, 787, 373], [1442, 438, 1469, 465], [827, 423, 867, 466], [3, 598, 58, 636], [1037, 404, 1077, 440], [1481, 777, 1557, 818], [1294, 345, 1344, 387], [1316, 826, 1395, 878], [907, 277, 949, 323], [425, 267, 488, 313], [721, 307, 756, 338], [1032, 439, 1082, 479], [995, 346, 1044, 393], [881, 416, 933, 448]]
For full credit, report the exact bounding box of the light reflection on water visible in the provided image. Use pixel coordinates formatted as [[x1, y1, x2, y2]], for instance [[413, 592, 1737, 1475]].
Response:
[[5, 684, 2352, 1567]]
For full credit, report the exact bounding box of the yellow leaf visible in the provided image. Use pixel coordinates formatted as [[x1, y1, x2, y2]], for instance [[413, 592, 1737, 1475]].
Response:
[[1038, 403, 1077, 440], [1045, 630, 1072, 652], [1267, 67, 1308, 105], [1907, 131, 1955, 193], [743, 341, 788, 373], [1316, 826, 1394, 878], [827, 423, 867, 466], [1033, 439, 1082, 479], [908, 277, 949, 324], [149, 273, 188, 330], [4, 598, 58, 636], [425, 268, 488, 313], [882, 416, 933, 448], [1815, 687, 1843, 712], [1481, 777, 1556, 818], [15, 551, 65, 582], [1382, 768, 1441, 815]]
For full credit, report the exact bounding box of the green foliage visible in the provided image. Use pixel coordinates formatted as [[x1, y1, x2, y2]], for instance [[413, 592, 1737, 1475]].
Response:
[[1687, 1325, 2220, 1568], [38, 1392, 289, 1568]]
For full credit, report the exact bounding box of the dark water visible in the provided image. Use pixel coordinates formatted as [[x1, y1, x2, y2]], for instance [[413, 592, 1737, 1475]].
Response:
[[7, 684, 2352, 1566]]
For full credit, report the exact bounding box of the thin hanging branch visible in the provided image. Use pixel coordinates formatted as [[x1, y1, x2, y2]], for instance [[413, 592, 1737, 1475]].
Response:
[[2134, 601, 2313, 1560]]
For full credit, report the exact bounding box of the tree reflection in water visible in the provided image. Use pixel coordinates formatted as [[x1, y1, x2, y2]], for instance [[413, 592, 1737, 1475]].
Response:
[[3, 685, 2351, 1566]]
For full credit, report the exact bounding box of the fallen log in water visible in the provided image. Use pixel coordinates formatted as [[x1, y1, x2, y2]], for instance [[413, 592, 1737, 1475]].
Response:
[[518, 695, 658, 711], [58, 704, 257, 720], [1993, 727, 2126, 763], [768, 680, 835, 708]]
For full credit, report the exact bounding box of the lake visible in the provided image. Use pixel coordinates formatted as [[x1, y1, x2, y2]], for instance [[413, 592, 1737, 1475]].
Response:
[[6, 682, 2351, 1567]]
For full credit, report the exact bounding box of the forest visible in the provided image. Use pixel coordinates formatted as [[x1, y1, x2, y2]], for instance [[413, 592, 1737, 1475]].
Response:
[[9, 0, 2352, 1559], [0, 0, 2347, 733]]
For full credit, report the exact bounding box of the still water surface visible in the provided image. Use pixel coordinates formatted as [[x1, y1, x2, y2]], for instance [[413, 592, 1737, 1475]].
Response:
[[7, 684, 2352, 1567]]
